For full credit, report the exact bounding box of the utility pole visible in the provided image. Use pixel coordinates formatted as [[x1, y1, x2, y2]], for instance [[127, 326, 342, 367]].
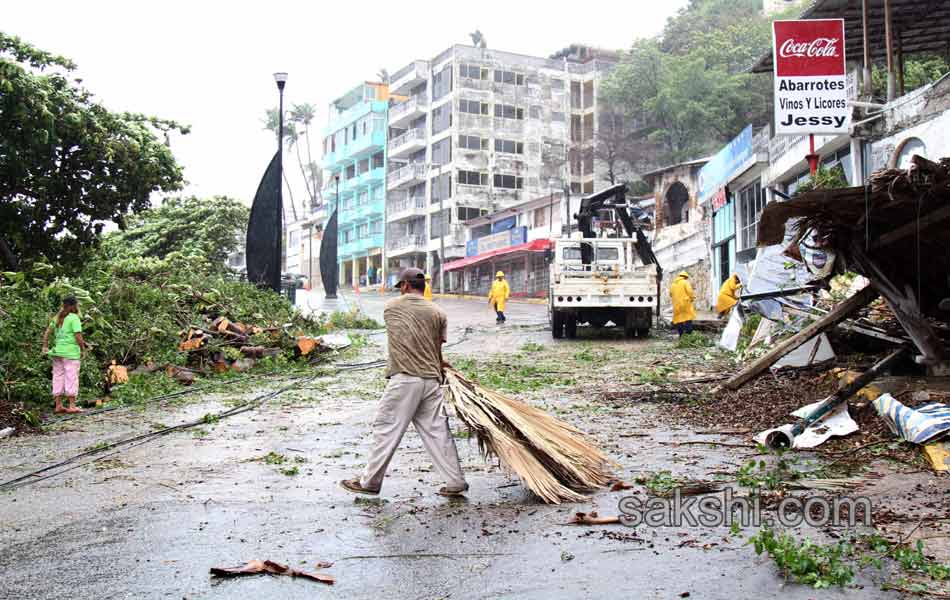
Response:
[[272, 72, 288, 294]]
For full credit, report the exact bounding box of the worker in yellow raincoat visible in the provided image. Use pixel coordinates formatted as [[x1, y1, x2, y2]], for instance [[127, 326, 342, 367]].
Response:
[[424, 274, 433, 301], [715, 274, 742, 317], [488, 271, 510, 324], [670, 271, 696, 336]]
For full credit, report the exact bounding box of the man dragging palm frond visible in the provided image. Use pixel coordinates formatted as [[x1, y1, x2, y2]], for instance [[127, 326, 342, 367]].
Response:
[[341, 268, 469, 497]]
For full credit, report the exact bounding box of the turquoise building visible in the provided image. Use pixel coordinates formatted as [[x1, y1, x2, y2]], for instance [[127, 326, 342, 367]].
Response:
[[322, 82, 389, 288]]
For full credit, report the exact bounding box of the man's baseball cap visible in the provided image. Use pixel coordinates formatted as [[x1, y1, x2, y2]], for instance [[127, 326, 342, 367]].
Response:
[[395, 267, 426, 287]]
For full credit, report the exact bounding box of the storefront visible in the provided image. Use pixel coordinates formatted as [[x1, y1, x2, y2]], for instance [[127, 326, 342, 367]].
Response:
[[711, 188, 736, 290], [444, 238, 552, 298]]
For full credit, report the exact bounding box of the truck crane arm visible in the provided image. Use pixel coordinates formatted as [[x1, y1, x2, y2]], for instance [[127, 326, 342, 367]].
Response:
[[574, 183, 662, 276]]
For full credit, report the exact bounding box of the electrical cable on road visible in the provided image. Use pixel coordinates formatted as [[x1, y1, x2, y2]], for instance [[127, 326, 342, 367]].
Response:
[[0, 373, 320, 492]]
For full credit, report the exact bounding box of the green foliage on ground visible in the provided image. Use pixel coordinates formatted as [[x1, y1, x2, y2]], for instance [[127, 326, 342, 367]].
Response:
[[0, 32, 187, 271], [749, 528, 856, 589], [675, 331, 713, 349]]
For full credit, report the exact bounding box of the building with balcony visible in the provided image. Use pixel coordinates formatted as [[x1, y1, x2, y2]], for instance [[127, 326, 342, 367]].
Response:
[[384, 44, 617, 290], [322, 82, 389, 288]]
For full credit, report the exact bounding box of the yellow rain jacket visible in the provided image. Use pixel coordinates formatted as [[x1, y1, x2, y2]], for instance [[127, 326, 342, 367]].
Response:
[[489, 279, 510, 312], [670, 271, 696, 324], [715, 275, 741, 315], [424, 281, 433, 301]]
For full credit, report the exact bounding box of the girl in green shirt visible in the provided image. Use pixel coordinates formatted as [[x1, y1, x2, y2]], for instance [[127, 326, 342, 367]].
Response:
[[42, 296, 87, 413]]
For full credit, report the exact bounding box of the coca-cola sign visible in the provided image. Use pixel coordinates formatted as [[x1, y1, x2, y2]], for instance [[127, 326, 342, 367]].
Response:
[[779, 37, 840, 59], [773, 19, 846, 77], [773, 19, 849, 135]]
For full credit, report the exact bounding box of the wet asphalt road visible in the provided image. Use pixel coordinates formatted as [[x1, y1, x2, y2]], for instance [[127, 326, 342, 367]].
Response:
[[0, 295, 903, 599]]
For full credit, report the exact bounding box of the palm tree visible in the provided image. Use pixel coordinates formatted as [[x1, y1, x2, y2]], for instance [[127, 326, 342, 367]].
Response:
[[290, 103, 320, 209], [262, 108, 300, 221]]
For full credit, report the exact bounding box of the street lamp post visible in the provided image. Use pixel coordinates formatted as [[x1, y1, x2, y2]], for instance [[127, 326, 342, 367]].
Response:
[[273, 72, 288, 294]]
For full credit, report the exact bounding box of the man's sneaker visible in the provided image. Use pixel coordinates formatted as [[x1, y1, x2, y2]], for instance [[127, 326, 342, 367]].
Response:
[[436, 483, 470, 497]]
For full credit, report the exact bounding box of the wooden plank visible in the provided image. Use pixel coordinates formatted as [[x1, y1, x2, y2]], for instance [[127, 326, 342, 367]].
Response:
[[871, 204, 950, 249], [850, 244, 945, 364], [722, 286, 879, 391]]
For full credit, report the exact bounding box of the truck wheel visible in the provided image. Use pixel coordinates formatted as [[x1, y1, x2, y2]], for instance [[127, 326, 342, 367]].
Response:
[[552, 311, 564, 339], [624, 310, 636, 339], [565, 315, 578, 339]]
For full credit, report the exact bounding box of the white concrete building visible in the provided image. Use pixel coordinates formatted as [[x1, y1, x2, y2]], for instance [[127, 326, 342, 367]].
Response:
[[384, 44, 616, 289]]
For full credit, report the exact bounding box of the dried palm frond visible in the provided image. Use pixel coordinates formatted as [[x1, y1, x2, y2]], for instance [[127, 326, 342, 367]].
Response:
[[444, 368, 614, 504]]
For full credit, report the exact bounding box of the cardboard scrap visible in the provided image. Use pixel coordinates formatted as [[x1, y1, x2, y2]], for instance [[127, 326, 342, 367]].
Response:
[[210, 559, 334, 585], [922, 441, 950, 472]]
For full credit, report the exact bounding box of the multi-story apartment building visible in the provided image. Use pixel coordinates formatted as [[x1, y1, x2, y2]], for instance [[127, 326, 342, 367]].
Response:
[[383, 44, 616, 290], [321, 82, 389, 288]]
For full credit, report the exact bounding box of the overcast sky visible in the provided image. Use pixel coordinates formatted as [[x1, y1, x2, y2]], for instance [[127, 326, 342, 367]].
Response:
[[5, 0, 687, 206]]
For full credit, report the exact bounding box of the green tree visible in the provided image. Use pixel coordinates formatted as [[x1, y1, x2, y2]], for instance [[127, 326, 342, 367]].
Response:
[[0, 32, 187, 271], [101, 196, 249, 270]]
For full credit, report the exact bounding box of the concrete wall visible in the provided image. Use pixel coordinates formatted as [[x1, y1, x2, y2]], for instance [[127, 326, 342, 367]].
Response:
[[867, 77, 950, 171]]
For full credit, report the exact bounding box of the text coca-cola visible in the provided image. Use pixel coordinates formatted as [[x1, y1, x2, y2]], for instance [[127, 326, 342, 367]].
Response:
[[779, 37, 840, 59]]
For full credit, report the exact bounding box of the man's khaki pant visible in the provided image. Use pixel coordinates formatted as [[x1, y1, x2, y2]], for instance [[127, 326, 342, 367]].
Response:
[[360, 373, 466, 491]]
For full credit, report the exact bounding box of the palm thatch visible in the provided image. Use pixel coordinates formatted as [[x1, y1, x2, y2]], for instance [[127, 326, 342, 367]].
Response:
[[444, 368, 614, 504]]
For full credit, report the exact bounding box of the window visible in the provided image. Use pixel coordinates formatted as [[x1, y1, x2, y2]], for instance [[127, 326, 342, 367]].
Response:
[[597, 247, 619, 261], [738, 183, 766, 250], [570, 182, 582, 194], [357, 223, 369, 238], [431, 172, 452, 203], [432, 104, 452, 135], [457, 206, 485, 221], [493, 70, 524, 85], [433, 65, 453, 100], [370, 219, 383, 234], [345, 164, 356, 180], [571, 81, 582, 109], [458, 170, 488, 186], [372, 151, 384, 170], [529, 105, 541, 119], [534, 207, 546, 228], [351, 124, 357, 141], [460, 99, 488, 115], [582, 180, 594, 194], [551, 78, 564, 90], [493, 174, 523, 189], [289, 230, 301, 246], [459, 64, 487, 80], [494, 139, 524, 154], [562, 246, 582, 261], [494, 104, 524, 120], [459, 135, 487, 151], [551, 111, 565, 122], [432, 137, 451, 165], [430, 208, 451, 239], [357, 190, 369, 205], [358, 158, 370, 174]]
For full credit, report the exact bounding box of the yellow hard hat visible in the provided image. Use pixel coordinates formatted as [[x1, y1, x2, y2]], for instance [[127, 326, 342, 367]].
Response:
[[425, 274, 431, 280], [496, 271, 504, 278]]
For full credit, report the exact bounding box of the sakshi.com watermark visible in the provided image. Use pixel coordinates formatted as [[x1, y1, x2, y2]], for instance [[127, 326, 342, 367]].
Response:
[[618, 488, 872, 529]]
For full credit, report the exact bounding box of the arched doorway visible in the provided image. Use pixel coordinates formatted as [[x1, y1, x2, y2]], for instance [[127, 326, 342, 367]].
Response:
[[665, 182, 690, 226]]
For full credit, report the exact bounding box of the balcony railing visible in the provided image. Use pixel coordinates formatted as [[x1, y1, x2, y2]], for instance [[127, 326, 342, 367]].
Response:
[[387, 195, 427, 221], [386, 162, 427, 189], [389, 96, 428, 124], [388, 128, 426, 154], [386, 234, 427, 253]]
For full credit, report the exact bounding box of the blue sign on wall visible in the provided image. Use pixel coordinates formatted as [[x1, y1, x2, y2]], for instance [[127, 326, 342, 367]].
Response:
[[697, 125, 754, 204], [466, 226, 528, 257], [491, 216, 517, 234]]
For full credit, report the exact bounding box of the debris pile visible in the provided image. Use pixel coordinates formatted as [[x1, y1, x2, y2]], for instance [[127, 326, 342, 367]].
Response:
[[711, 156, 950, 461]]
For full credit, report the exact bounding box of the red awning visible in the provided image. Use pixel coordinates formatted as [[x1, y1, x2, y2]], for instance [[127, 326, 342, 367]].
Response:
[[443, 238, 552, 273]]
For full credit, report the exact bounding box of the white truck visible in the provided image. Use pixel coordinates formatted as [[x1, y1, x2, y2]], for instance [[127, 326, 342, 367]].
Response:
[[548, 184, 662, 339]]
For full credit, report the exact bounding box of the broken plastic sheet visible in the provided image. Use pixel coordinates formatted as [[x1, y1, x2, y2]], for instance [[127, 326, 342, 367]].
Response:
[[744, 223, 814, 321], [872, 394, 950, 444], [797, 228, 836, 280], [319, 333, 352, 351], [773, 333, 835, 370], [754, 399, 859, 449], [718, 309, 743, 351]]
